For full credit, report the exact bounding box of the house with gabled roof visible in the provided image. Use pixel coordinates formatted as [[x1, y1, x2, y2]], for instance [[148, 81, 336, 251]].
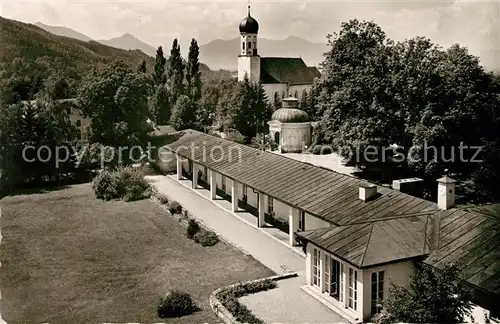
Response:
[[237, 6, 320, 105], [159, 129, 500, 323]]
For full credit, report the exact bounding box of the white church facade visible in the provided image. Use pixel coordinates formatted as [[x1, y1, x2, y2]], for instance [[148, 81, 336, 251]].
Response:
[[237, 6, 320, 105]]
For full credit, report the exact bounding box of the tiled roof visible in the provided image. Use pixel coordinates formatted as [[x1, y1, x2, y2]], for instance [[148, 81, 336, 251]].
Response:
[[260, 57, 318, 85], [308, 66, 321, 78], [297, 216, 431, 268], [424, 209, 500, 296], [164, 130, 500, 300], [164, 130, 439, 226]]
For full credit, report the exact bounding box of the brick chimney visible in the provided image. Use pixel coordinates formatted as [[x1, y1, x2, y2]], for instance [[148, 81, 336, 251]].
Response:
[[437, 175, 456, 210]]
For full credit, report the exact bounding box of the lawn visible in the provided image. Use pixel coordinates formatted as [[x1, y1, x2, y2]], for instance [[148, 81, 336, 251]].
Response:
[[0, 184, 274, 323]]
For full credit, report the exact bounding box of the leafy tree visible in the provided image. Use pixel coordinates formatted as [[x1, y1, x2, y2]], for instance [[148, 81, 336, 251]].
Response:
[[149, 85, 171, 125], [251, 82, 271, 138], [169, 95, 196, 131], [166, 39, 185, 104], [186, 38, 202, 102], [153, 46, 167, 85], [137, 59, 147, 74], [0, 98, 77, 193], [78, 61, 152, 164], [314, 19, 500, 199], [219, 75, 270, 142], [376, 263, 472, 324]]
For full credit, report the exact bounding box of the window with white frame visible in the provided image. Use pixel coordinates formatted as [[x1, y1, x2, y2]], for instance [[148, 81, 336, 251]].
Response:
[[371, 271, 385, 314], [324, 254, 342, 301], [268, 197, 274, 214], [348, 267, 358, 310], [313, 248, 320, 287], [221, 175, 226, 191]]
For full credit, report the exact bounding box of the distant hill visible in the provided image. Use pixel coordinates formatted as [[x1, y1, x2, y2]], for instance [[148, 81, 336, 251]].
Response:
[[34, 22, 92, 42], [97, 33, 157, 57], [34, 22, 156, 56], [0, 17, 154, 74], [0, 16, 232, 100], [200, 36, 329, 70]]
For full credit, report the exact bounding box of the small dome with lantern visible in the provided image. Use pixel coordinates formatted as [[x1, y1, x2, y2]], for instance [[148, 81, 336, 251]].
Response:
[[271, 97, 309, 123]]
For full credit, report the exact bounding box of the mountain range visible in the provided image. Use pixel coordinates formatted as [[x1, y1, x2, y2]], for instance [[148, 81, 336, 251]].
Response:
[[199, 36, 328, 70], [33, 22, 328, 70], [0, 17, 229, 85]]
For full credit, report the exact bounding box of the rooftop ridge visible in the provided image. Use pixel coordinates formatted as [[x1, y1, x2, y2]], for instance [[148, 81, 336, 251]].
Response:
[[360, 222, 375, 267]]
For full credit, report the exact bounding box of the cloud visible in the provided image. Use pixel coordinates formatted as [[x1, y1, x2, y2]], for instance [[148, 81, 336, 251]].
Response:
[[1, 0, 498, 69]]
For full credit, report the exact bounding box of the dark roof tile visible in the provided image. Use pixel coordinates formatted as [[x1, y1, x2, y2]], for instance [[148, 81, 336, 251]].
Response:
[[260, 57, 318, 85]]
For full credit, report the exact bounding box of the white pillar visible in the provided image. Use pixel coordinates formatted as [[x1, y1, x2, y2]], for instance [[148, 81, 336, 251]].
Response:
[[319, 250, 324, 292], [289, 207, 298, 246], [305, 246, 312, 285], [192, 163, 198, 189], [176, 155, 182, 180], [210, 170, 217, 199], [258, 193, 265, 227], [231, 179, 238, 212]]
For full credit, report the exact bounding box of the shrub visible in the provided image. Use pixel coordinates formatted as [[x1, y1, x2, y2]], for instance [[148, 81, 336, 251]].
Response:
[[194, 229, 219, 247], [186, 219, 200, 239], [168, 201, 182, 214], [312, 144, 333, 155], [92, 170, 120, 200], [157, 290, 198, 318], [92, 167, 151, 201], [157, 194, 169, 204]]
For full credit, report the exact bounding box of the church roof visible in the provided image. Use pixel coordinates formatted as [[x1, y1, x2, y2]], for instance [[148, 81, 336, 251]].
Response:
[[260, 57, 319, 85]]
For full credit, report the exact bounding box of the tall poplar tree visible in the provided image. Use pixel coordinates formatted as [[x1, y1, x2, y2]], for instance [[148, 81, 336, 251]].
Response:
[[153, 46, 167, 85], [166, 39, 185, 104], [186, 38, 202, 102]]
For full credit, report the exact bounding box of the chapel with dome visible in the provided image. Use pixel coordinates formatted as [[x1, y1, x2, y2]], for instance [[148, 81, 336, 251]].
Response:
[[268, 96, 312, 153], [237, 5, 320, 107]]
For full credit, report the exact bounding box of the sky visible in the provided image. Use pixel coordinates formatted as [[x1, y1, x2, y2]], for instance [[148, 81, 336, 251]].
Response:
[[1, 0, 499, 70]]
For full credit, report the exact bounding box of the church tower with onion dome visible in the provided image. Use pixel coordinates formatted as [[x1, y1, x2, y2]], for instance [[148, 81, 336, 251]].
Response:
[[237, 5, 261, 83]]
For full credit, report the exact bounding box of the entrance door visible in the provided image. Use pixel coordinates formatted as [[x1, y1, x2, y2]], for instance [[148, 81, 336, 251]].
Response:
[[274, 132, 280, 148]]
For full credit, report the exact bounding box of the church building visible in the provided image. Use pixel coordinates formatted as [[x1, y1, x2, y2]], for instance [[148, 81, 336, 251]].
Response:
[[237, 6, 320, 105]]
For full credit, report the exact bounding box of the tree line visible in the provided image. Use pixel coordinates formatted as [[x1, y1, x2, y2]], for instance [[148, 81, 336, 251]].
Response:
[[311, 19, 500, 202]]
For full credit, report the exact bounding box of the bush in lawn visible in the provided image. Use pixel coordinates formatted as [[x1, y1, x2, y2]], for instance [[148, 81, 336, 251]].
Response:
[[186, 219, 200, 239], [157, 290, 198, 318], [193, 229, 219, 246], [114, 167, 151, 202], [92, 170, 120, 200], [92, 167, 151, 201], [168, 201, 182, 214]]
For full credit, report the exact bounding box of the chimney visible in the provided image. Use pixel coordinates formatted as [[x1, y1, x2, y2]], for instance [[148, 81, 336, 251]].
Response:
[[359, 184, 377, 202], [436, 175, 456, 210], [392, 178, 424, 198]]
